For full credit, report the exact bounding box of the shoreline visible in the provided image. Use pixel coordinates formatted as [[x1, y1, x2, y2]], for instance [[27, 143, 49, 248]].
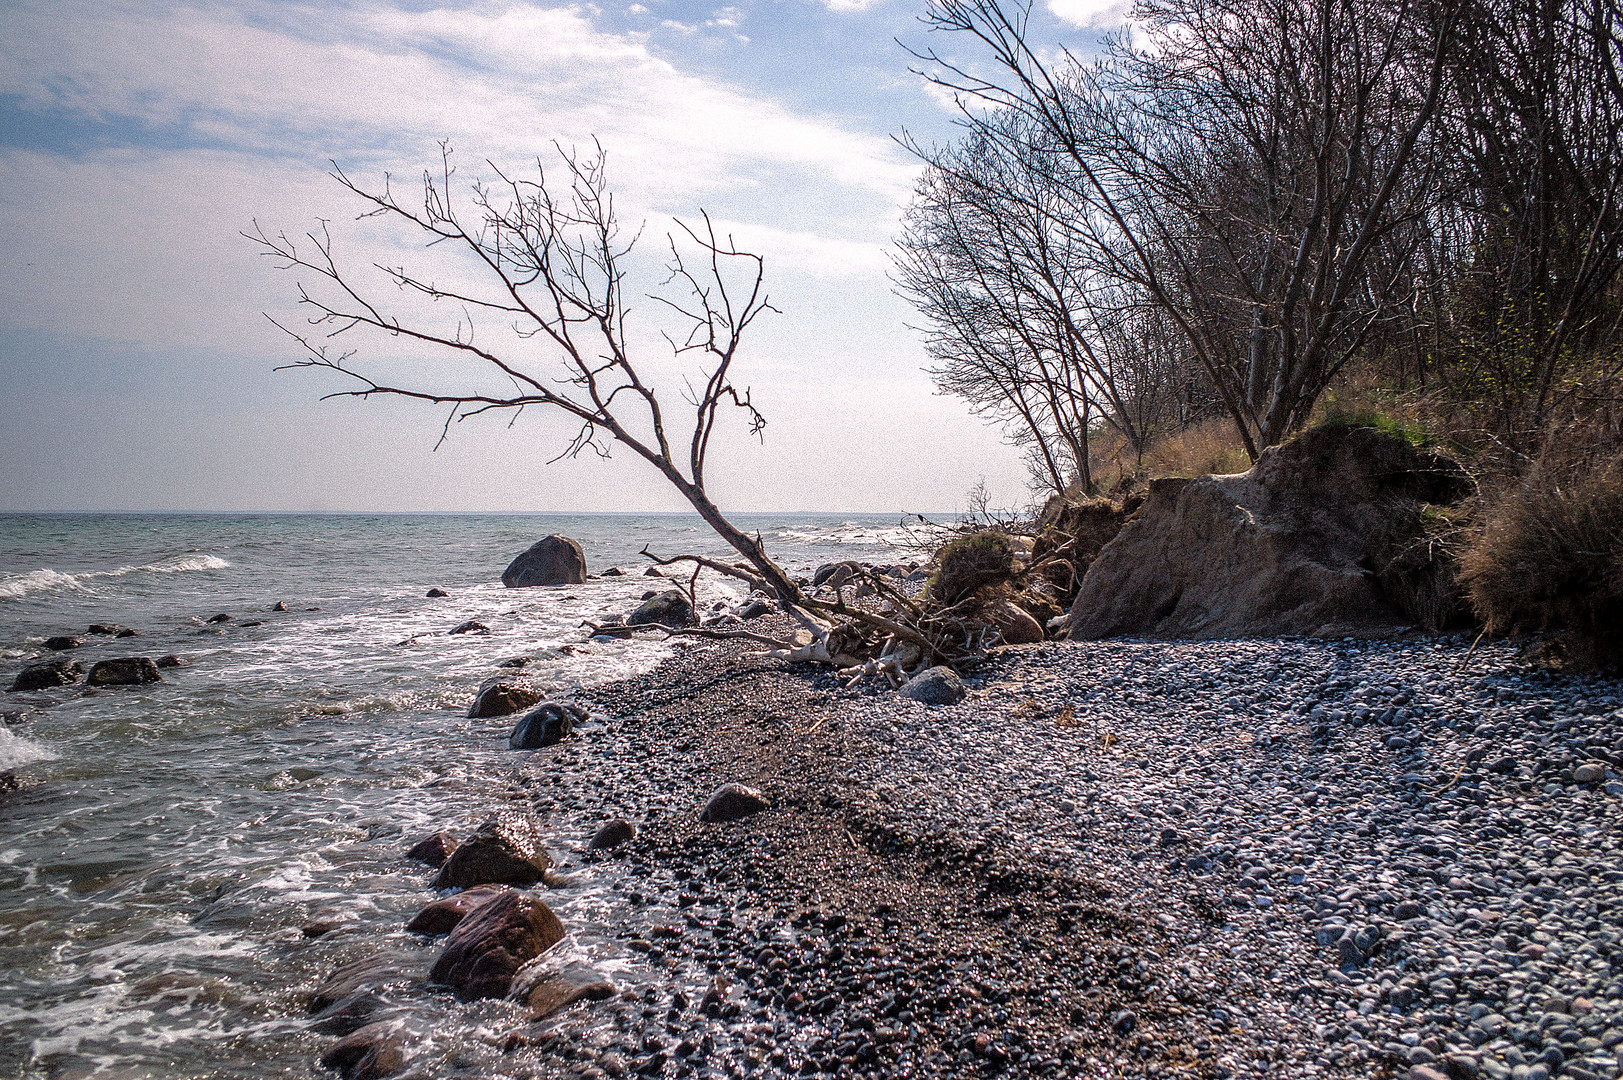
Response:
[[429, 626, 1623, 1080]]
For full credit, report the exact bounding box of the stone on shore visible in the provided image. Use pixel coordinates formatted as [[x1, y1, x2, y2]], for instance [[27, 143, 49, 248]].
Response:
[[86, 657, 162, 686], [900, 666, 966, 705], [501, 535, 587, 588], [10, 658, 83, 692], [509, 954, 617, 1019], [508, 702, 586, 749], [406, 885, 507, 936], [433, 814, 552, 889], [628, 589, 694, 629], [981, 595, 1045, 644], [319, 1019, 418, 1080], [589, 818, 636, 849], [404, 831, 458, 868], [700, 783, 770, 823], [429, 889, 565, 1000], [467, 676, 542, 719]]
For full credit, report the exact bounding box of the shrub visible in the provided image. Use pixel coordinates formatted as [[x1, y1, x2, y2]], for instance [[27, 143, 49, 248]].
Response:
[[1460, 458, 1623, 669], [927, 531, 1018, 606]]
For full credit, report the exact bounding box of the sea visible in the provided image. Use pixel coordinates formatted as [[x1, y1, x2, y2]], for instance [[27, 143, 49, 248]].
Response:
[[0, 513, 920, 1079]]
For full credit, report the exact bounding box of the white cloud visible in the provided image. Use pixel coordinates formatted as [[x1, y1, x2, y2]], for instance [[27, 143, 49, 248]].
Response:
[[822, 0, 886, 11], [1046, 0, 1131, 28]]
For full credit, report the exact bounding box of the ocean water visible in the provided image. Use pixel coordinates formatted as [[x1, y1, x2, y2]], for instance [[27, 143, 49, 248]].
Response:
[[0, 513, 917, 1079]]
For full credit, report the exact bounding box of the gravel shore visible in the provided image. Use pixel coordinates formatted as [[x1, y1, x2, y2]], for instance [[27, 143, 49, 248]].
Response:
[[482, 628, 1623, 1080]]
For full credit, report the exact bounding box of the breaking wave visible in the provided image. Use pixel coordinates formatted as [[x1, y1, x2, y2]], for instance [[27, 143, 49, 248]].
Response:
[[0, 554, 231, 600]]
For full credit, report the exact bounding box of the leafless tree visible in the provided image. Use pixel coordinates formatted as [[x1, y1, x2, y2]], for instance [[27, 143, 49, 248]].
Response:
[[910, 0, 1462, 458], [250, 143, 977, 670]]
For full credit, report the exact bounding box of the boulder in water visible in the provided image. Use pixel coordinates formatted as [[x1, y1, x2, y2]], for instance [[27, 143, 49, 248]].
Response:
[[319, 1018, 419, 1080], [87, 623, 120, 635], [155, 654, 185, 669], [115, 627, 138, 637], [433, 813, 552, 889], [600, 567, 624, 577], [429, 889, 565, 1000], [447, 620, 489, 636], [206, 613, 232, 624], [467, 676, 541, 719], [424, 588, 448, 598], [700, 783, 770, 823], [501, 535, 587, 588], [899, 666, 966, 706], [508, 702, 586, 749], [10, 658, 83, 692], [628, 589, 694, 629], [308, 952, 422, 1016], [271, 601, 289, 611], [1066, 425, 1474, 640], [406, 884, 507, 936], [509, 953, 617, 1019], [405, 831, 458, 867], [44, 636, 81, 651], [86, 657, 162, 686]]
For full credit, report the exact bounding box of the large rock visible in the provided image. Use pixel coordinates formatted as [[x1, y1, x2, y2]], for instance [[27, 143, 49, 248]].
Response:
[[1067, 425, 1473, 640], [404, 831, 457, 867], [900, 666, 966, 705], [467, 676, 541, 719], [429, 889, 565, 1000], [980, 596, 1044, 645], [86, 657, 162, 686], [406, 885, 507, 936], [10, 658, 83, 692], [627, 589, 694, 629], [509, 948, 617, 1019], [433, 814, 552, 889], [508, 702, 586, 749], [501, 535, 587, 588], [308, 952, 422, 1015], [319, 1019, 418, 1080]]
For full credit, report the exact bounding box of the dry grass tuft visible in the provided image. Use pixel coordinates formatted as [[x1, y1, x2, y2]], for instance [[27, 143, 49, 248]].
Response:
[[1460, 457, 1623, 669], [927, 531, 1019, 606]]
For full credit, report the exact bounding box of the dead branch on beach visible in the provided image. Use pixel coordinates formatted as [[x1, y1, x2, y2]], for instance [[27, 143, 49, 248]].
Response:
[[252, 140, 992, 675]]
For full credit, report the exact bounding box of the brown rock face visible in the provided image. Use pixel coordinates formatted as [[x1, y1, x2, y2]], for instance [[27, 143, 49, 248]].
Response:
[[405, 831, 458, 868], [429, 890, 565, 1000], [467, 677, 542, 719], [509, 955, 617, 1019], [501, 535, 588, 588], [1067, 425, 1472, 640], [433, 814, 552, 889], [406, 885, 507, 936], [320, 1019, 416, 1080], [979, 595, 1044, 645]]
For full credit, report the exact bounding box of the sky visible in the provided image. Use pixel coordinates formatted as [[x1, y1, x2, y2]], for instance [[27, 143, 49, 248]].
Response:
[[0, 0, 1126, 514]]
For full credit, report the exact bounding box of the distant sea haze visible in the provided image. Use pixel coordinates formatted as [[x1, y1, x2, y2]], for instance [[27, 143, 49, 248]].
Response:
[[0, 512, 914, 1077]]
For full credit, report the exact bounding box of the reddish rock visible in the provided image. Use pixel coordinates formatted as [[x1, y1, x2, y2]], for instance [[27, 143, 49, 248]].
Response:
[[509, 957, 616, 1019], [320, 1019, 416, 1080], [406, 885, 507, 936], [405, 831, 458, 868], [429, 890, 565, 1000], [433, 815, 551, 889], [308, 952, 420, 1015]]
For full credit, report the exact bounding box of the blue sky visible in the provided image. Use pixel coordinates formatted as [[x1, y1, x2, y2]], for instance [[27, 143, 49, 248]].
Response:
[[0, 0, 1124, 512]]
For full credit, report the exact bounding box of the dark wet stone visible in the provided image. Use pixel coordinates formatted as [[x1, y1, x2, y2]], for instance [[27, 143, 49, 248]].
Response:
[[272, 601, 289, 611], [628, 590, 694, 629], [700, 783, 770, 823], [10, 658, 83, 692], [497, 657, 530, 668], [86, 657, 162, 686], [405, 831, 458, 868], [44, 636, 81, 651], [303, 915, 344, 939], [425, 588, 449, 598], [468, 677, 542, 719], [1112, 1009, 1136, 1035], [433, 814, 552, 889], [87, 623, 120, 635], [510, 957, 617, 1019], [508, 702, 586, 750], [429, 890, 566, 1000], [206, 613, 232, 624], [601, 567, 624, 577], [115, 628, 137, 637], [589, 818, 637, 849], [320, 1018, 417, 1080], [155, 655, 185, 669], [406, 885, 507, 936], [899, 666, 966, 706], [309, 952, 421, 1015], [448, 620, 490, 636], [502, 535, 587, 588]]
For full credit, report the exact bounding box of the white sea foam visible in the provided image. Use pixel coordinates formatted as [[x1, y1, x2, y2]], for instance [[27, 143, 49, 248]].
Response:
[[0, 554, 230, 600], [0, 727, 56, 770]]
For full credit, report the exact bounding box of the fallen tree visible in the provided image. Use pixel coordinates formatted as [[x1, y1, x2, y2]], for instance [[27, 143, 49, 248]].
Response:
[[252, 142, 1003, 677]]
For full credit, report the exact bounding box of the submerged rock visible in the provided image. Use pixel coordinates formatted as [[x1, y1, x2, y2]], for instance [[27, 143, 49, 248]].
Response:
[[900, 666, 966, 705], [404, 831, 458, 868], [501, 535, 587, 588], [433, 814, 552, 889], [87, 623, 120, 635], [467, 676, 541, 719], [424, 588, 449, 598], [308, 952, 422, 1016], [86, 657, 162, 686], [44, 636, 81, 651], [509, 954, 616, 1019], [10, 658, 83, 692], [155, 654, 185, 669], [628, 589, 694, 629], [447, 620, 489, 636], [700, 783, 770, 823], [429, 889, 565, 1000], [206, 613, 232, 624], [319, 1018, 418, 1080], [406, 885, 506, 936], [508, 702, 586, 750]]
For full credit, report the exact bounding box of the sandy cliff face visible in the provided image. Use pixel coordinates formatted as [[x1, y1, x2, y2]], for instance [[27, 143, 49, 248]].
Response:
[[1067, 425, 1473, 640]]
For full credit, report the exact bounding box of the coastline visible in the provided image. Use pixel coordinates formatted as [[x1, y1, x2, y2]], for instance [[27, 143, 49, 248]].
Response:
[[432, 626, 1623, 1080]]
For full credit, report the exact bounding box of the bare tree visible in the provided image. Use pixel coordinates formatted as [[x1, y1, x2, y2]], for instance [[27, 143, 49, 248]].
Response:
[[911, 0, 1462, 457], [249, 143, 972, 671]]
